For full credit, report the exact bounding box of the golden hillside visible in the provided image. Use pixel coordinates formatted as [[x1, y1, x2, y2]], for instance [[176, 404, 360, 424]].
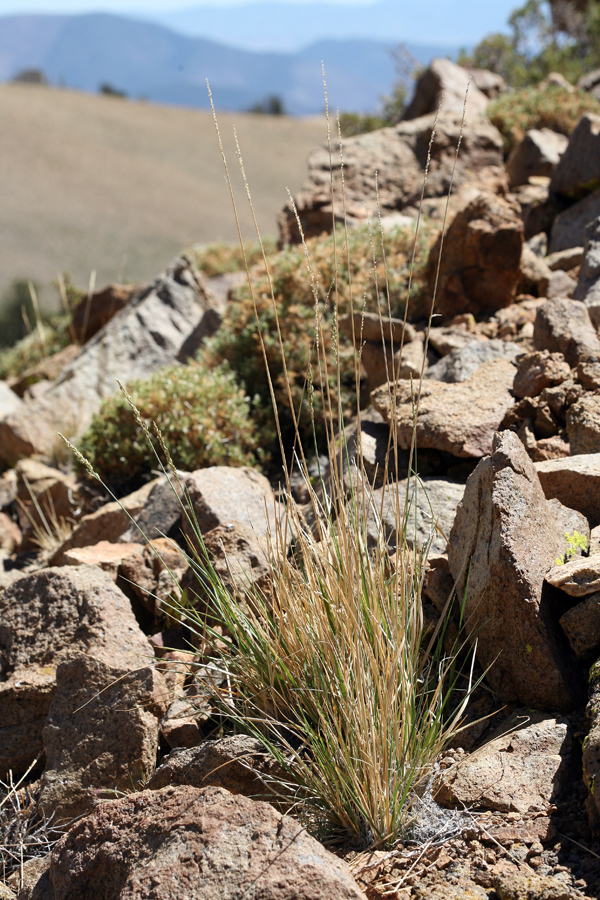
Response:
[[0, 83, 324, 305]]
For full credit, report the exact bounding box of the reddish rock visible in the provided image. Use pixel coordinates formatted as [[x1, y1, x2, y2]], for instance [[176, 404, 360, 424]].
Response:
[[567, 393, 600, 454], [546, 553, 600, 596], [69, 283, 136, 343], [62, 541, 139, 579], [513, 350, 571, 399], [39, 654, 168, 824], [0, 511, 21, 553], [560, 592, 600, 658], [403, 58, 489, 120], [533, 298, 600, 367], [0, 566, 152, 778], [535, 453, 600, 525], [117, 537, 187, 616], [550, 111, 600, 199], [44, 785, 364, 900], [447, 430, 584, 710], [371, 358, 516, 458], [436, 711, 573, 813]]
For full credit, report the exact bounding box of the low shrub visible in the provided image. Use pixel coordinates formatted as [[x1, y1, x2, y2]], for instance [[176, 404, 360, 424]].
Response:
[[190, 238, 277, 278], [488, 84, 600, 155], [76, 361, 260, 493], [202, 221, 437, 450]]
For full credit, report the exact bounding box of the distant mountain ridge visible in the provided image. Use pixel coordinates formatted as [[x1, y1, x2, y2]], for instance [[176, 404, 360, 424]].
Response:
[[0, 12, 458, 115]]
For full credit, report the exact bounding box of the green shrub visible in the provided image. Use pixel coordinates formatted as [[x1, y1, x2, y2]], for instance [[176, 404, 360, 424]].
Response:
[[77, 361, 260, 493], [488, 85, 600, 155], [191, 238, 277, 278], [202, 221, 437, 450]]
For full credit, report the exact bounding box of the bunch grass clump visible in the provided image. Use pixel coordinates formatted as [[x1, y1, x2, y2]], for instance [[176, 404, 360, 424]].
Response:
[[76, 360, 261, 494], [488, 84, 600, 155]]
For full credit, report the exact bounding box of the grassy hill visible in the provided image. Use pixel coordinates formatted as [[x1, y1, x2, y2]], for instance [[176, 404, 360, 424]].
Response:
[[0, 83, 325, 307]]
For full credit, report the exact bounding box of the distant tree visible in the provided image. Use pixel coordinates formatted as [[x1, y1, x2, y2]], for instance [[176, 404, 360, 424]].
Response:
[[250, 95, 285, 115], [12, 69, 48, 85], [458, 0, 600, 88], [99, 83, 127, 99]]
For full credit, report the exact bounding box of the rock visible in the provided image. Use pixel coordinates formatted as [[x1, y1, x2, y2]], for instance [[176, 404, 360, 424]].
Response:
[[578, 68, 600, 97], [584, 661, 600, 826], [567, 393, 600, 454], [119, 473, 190, 544], [0, 257, 209, 465], [148, 734, 285, 799], [359, 333, 428, 390], [539, 70, 576, 92], [43, 785, 364, 900], [425, 339, 521, 383], [548, 497, 590, 551], [182, 521, 271, 617], [547, 246, 584, 272], [506, 128, 568, 188], [50, 478, 157, 564], [574, 216, 600, 328], [545, 269, 577, 299], [279, 111, 505, 243], [546, 553, 600, 596], [514, 181, 559, 241], [371, 358, 516, 458], [403, 58, 489, 121], [535, 453, 600, 525], [0, 565, 152, 778], [159, 683, 211, 750], [447, 430, 584, 710], [11, 855, 51, 900], [533, 298, 600, 367], [184, 466, 279, 538], [0, 511, 21, 553], [338, 310, 416, 345], [528, 232, 549, 258], [560, 592, 600, 658], [550, 112, 600, 199], [364, 477, 465, 557], [117, 537, 187, 616], [495, 870, 581, 900], [176, 307, 223, 363], [576, 358, 600, 389], [513, 350, 571, 398], [61, 541, 140, 578], [13, 459, 90, 546], [436, 711, 573, 813], [427, 192, 524, 319], [38, 654, 168, 824], [468, 67, 506, 99], [9, 346, 80, 400], [69, 283, 137, 343], [549, 187, 600, 253], [533, 435, 571, 460], [519, 242, 553, 295], [0, 380, 23, 419], [427, 327, 486, 357]]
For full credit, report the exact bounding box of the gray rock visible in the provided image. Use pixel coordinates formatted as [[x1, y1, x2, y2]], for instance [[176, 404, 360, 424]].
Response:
[[550, 112, 600, 198], [549, 187, 600, 253], [533, 298, 600, 367], [545, 269, 577, 299], [38, 654, 168, 824], [519, 242, 553, 295], [365, 477, 465, 557], [467, 67, 506, 99], [0, 257, 209, 465], [425, 339, 521, 383], [447, 430, 584, 710], [515, 181, 559, 242], [436, 710, 573, 812], [119, 473, 190, 544], [513, 350, 571, 399], [506, 128, 568, 188], [546, 553, 600, 596], [184, 466, 279, 539], [578, 68, 600, 96], [527, 232, 549, 258], [535, 453, 600, 526], [403, 57, 489, 121], [0, 566, 153, 779], [43, 785, 364, 900], [574, 216, 600, 328]]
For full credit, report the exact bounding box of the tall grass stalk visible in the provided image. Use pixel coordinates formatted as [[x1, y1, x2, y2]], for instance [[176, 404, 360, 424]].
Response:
[[67, 78, 478, 849]]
